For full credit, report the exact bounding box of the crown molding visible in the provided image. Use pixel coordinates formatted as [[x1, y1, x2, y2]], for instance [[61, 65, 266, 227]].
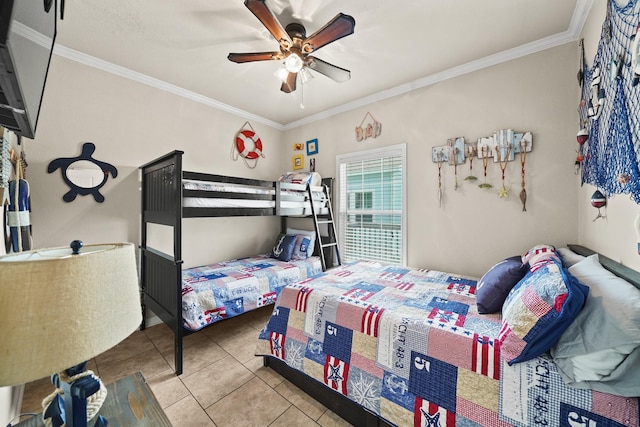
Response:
[[53, 0, 593, 132], [284, 0, 594, 130], [52, 44, 285, 130]]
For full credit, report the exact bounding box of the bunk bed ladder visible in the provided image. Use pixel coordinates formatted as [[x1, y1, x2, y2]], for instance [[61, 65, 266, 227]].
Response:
[[309, 184, 342, 270]]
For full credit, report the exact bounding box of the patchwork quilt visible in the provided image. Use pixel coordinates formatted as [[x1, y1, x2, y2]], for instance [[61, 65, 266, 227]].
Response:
[[182, 255, 321, 331], [256, 261, 640, 427]]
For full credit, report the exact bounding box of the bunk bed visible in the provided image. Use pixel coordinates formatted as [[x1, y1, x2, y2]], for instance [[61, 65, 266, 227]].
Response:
[[139, 150, 333, 375], [256, 244, 640, 427]]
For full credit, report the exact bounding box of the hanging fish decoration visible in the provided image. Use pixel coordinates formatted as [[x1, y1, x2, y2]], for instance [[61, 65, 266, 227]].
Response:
[[519, 140, 528, 212], [520, 188, 527, 212], [591, 190, 607, 221]]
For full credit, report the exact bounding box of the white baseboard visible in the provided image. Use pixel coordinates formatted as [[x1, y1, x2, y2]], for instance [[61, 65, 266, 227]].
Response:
[[145, 313, 162, 328]]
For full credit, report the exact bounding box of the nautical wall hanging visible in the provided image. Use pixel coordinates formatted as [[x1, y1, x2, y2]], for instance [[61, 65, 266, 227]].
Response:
[[432, 130, 532, 208], [355, 111, 382, 141], [433, 147, 445, 207], [574, 127, 589, 174], [4, 130, 32, 253], [47, 142, 118, 203], [519, 140, 528, 212], [577, 1, 640, 203], [591, 189, 607, 221], [464, 143, 477, 182], [231, 121, 265, 169]]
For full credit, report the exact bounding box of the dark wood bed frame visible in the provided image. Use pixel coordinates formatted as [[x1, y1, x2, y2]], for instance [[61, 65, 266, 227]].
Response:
[[262, 244, 640, 426], [139, 150, 331, 375]]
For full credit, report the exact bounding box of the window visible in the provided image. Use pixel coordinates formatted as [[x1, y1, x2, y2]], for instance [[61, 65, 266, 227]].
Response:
[[336, 143, 406, 265], [350, 191, 373, 223]]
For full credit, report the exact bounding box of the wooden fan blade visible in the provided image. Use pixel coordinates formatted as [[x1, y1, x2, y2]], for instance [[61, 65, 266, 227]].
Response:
[[245, 0, 292, 46], [228, 52, 279, 63], [306, 57, 350, 82], [280, 72, 297, 93], [303, 13, 355, 53]]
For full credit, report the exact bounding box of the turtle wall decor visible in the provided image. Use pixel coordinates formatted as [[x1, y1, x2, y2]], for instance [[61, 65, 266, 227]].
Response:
[[47, 142, 118, 203]]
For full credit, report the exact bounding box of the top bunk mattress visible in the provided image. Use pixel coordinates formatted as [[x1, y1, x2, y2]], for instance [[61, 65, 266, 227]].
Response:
[[182, 174, 327, 214]]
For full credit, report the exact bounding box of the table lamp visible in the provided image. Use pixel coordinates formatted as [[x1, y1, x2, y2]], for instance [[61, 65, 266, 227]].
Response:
[[0, 241, 142, 427]]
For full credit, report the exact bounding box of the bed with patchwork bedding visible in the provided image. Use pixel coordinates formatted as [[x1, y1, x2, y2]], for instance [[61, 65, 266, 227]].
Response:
[[182, 255, 321, 331], [256, 245, 640, 426]]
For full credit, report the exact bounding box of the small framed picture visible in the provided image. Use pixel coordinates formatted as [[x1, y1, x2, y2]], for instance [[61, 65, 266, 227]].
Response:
[[306, 138, 318, 156], [292, 154, 304, 170], [293, 143, 304, 151], [309, 158, 316, 172]]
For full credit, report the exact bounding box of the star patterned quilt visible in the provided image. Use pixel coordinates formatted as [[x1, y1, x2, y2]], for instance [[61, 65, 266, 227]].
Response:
[[182, 255, 321, 331], [256, 260, 639, 427]]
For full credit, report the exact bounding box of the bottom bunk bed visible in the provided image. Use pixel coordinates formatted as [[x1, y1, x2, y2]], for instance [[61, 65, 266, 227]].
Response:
[[141, 249, 322, 375], [181, 254, 321, 332], [256, 245, 640, 427]]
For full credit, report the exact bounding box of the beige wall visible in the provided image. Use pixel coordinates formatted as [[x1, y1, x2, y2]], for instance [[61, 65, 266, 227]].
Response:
[[22, 2, 639, 278], [27, 56, 288, 268], [288, 43, 580, 277], [577, 1, 640, 272]]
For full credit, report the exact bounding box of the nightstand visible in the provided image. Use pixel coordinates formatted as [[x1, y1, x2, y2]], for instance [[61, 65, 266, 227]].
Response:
[[16, 372, 171, 426]]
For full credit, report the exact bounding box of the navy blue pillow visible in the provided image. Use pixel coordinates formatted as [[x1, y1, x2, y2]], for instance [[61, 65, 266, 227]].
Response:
[[476, 256, 528, 314], [270, 234, 297, 262]]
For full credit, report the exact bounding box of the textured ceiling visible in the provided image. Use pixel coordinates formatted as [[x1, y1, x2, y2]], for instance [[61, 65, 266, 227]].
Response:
[[54, 0, 590, 128]]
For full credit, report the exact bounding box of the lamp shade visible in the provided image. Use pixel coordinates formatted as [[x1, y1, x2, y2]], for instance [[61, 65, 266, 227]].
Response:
[[0, 243, 141, 386]]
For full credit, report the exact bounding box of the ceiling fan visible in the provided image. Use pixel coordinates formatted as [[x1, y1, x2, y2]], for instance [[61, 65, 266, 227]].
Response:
[[228, 0, 355, 93]]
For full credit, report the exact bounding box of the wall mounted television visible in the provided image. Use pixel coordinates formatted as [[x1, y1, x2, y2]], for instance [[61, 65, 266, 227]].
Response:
[[0, 0, 57, 139]]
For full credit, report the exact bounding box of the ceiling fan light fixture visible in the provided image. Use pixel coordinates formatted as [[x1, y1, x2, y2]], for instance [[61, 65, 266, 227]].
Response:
[[275, 66, 289, 82], [285, 53, 303, 73], [300, 67, 314, 84], [230, 1, 355, 93]]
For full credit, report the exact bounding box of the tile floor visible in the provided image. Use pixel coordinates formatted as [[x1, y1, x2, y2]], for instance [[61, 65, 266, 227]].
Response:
[[19, 305, 351, 426]]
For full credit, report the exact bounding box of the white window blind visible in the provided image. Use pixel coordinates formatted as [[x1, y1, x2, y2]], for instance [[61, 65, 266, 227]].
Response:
[[336, 144, 406, 265]]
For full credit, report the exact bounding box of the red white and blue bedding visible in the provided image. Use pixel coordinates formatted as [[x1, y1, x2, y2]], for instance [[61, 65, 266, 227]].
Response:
[[256, 260, 640, 427], [182, 255, 321, 331]]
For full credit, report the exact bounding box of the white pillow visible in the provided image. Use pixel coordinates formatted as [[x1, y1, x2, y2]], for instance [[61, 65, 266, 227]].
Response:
[[570, 344, 637, 382], [557, 247, 585, 267], [286, 227, 316, 258], [551, 254, 640, 384], [548, 254, 640, 395]]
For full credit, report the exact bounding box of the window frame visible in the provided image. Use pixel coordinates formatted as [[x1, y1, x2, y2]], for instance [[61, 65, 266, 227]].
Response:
[[335, 143, 407, 265]]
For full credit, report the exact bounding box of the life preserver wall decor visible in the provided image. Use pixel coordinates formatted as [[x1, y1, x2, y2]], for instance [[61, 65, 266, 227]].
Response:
[[231, 121, 265, 169]]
